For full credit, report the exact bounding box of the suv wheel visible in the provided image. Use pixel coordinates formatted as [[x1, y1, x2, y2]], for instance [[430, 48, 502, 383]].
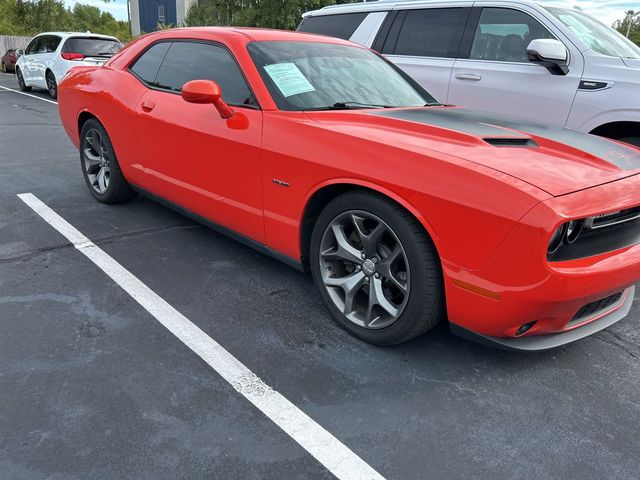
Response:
[[16, 68, 31, 92], [46, 71, 57, 99], [310, 191, 444, 345]]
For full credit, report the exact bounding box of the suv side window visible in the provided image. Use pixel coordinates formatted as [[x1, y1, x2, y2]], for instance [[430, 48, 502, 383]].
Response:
[[297, 13, 368, 40], [391, 8, 469, 58], [470, 8, 555, 62], [130, 42, 172, 84], [153, 41, 255, 106], [42, 36, 62, 53]]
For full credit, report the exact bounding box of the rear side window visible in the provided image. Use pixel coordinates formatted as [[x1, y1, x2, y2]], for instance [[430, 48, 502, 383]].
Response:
[[63, 37, 123, 57], [141, 41, 255, 106], [470, 8, 554, 62], [130, 42, 171, 84], [391, 8, 468, 58], [297, 13, 368, 40]]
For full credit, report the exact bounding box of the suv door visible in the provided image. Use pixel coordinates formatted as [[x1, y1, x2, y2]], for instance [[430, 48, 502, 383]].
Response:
[[448, 6, 584, 126], [30, 35, 62, 87], [21, 36, 42, 84], [377, 6, 471, 103], [129, 40, 264, 242]]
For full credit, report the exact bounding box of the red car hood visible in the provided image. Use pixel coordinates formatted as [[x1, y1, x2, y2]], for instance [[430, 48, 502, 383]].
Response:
[[305, 106, 640, 197]]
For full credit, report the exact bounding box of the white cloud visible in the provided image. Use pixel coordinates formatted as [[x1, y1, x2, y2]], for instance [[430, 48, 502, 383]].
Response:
[[561, 1, 636, 26], [63, 0, 129, 21]]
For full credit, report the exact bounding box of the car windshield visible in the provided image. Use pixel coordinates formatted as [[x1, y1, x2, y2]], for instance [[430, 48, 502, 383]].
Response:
[[63, 37, 123, 57], [247, 41, 438, 111], [546, 7, 640, 59]]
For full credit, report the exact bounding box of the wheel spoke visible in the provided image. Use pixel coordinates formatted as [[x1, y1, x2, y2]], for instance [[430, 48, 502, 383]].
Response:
[[84, 148, 102, 165], [96, 167, 106, 193], [86, 132, 101, 154], [366, 277, 398, 327], [321, 223, 362, 264], [352, 214, 385, 258]]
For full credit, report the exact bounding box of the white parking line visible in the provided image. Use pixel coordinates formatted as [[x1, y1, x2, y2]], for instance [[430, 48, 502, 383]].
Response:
[[0, 85, 57, 105], [17, 192, 385, 480]]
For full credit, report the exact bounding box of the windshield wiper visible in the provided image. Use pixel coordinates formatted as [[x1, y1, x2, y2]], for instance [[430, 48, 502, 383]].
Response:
[[305, 102, 394, 111]]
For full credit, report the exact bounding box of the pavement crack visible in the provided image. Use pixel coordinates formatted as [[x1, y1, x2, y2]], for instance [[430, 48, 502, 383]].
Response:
[[596, 330, 640, 360], [0, 223, 202, 264]]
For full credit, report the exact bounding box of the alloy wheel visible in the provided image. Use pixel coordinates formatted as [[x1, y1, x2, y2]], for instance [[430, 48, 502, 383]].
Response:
[[46, 73, 56, 98], [318, 210, 410, 329], [83, 128, 110, 194]]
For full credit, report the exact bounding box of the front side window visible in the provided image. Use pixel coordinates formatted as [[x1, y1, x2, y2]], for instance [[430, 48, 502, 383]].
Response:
[[470, 8, 554, 62], [248, 41, 436, 111], [25, 38, 39, 55], [546, 7, 640, 59], [153, 42, 255, 106], [297, 13, 368, 40], [392, 8, 468, 58]]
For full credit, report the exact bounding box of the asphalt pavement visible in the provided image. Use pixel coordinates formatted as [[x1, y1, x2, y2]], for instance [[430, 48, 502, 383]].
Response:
[[1, 72, 639, 480]]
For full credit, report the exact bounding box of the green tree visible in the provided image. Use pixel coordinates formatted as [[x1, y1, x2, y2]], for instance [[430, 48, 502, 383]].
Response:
[[613, 10, 640, 47], [185, 0, 357, 31], [0, 0, 131, 41]]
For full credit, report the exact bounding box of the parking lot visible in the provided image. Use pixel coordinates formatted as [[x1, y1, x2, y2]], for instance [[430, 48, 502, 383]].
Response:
[[1, 70, 640, 479]]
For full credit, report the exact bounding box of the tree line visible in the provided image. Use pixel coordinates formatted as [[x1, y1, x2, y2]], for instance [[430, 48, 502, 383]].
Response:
[[1, 0, 638, 47], [0, 0, 132, 41]]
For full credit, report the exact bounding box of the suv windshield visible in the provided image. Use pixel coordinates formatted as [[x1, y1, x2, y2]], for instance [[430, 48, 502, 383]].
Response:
[[63, 37, 123, 57], [546, 7, 640, 59], [247, 41, 437, 111]]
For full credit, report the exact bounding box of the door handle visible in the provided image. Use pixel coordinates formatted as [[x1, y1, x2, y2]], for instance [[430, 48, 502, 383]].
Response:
[[141, 101, 156, 112], [455, 73, 482, 81]]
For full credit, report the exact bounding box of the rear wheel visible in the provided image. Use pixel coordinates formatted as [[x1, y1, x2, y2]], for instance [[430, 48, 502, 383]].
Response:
[[310, 191, 444, 345], [80, 119, 136, 204], [16, 68, 31, 92], [46, 71, 57, 99]]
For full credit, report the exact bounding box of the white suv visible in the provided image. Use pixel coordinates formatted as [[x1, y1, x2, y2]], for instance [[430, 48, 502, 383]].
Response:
[[299, 0, 640, 146], [15, 32, 122, 99]]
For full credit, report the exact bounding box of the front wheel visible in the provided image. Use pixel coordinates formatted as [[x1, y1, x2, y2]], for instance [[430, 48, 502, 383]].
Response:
[[46, 71, 57, 99], [16, 68, 31, 92], [80, 119, 136, 203], [310, 191, 444, 345]]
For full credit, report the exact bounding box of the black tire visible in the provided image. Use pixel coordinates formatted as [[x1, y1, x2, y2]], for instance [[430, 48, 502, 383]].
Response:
[[310, 191, 444, 345], [80, 118, 136, 204], [45, 70, 57, 99], [620, 137, 640, 148], [16, 68, 31, 92]]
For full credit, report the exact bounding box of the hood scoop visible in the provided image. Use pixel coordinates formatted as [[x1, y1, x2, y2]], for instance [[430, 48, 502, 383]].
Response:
[[483, 138, 538, 148]]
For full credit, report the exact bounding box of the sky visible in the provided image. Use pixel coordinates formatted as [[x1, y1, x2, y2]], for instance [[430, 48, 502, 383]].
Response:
[[62, 0, 637, 27]]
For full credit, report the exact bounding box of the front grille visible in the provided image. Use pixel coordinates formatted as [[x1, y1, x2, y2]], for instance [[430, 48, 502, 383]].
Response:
[[571, 292, 623, 322]]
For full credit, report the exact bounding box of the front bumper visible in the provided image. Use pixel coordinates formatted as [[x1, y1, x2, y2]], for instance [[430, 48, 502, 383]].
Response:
[[444, 172, 640, 345], [451, 286, 634, 351]]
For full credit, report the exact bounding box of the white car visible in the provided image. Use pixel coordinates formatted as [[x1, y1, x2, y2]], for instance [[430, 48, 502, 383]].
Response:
[[15, 32, 122, 99], [299, 0, 640, 146]]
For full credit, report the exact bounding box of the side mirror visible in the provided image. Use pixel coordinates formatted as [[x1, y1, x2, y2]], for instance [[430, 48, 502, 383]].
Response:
[[181, 79, 234, 119], [527, 39, 569, 75], [15, 49, 24, 58]]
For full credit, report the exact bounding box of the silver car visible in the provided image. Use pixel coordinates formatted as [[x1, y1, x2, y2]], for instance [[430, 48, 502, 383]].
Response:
[[299, 0, 640, 146]]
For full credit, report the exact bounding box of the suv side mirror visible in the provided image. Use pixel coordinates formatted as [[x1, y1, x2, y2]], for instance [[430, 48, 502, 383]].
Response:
[[181, 79, 234, 119], [527, 39, 569, 75], [15, 49, 24, 58]]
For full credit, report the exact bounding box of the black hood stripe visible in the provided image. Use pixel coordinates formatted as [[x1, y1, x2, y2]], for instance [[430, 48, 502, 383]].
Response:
[[370, 108, 640, 171]]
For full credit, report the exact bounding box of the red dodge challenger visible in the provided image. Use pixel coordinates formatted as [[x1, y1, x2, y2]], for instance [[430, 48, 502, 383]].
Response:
[[58, 28, 640, 350]]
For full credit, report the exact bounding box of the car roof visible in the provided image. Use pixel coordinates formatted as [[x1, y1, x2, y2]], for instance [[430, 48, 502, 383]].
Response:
[[303, 0, 575, 17], [32, 32, 119, 40], [143, 27, 357, 45]]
